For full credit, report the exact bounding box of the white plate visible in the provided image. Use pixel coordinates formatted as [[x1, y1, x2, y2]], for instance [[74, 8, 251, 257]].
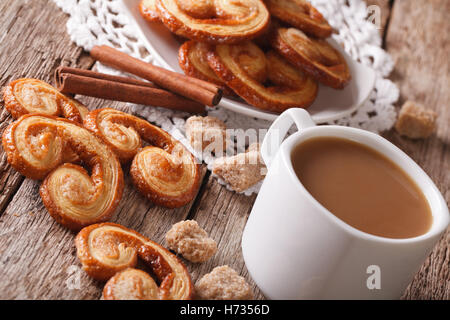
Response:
[[120, 0, 376, 123]]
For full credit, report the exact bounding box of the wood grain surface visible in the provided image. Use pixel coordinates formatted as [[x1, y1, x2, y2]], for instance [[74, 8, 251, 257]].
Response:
[[384, 0, 450, 299], [0, 0, 448, 300]]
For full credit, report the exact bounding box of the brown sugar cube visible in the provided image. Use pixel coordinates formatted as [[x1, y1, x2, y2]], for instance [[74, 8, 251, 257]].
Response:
[[185, 116, 227, 152], [395, 101, 437, 139], [195, 265, 254, 300], [166, 220, 217, 263], [212, 143, 266, 192]]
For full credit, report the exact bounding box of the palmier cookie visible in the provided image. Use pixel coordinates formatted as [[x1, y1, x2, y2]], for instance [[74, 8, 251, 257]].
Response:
[[266, 0, 333, 38], [206, 41, 318, 113], [2, 115, 123, 230], [178, 41, 234, 96], [76, 223, 194, 300], [272, 27, 351, 89], [83, 108, 201, 208], [155, 0, 270, 44], [2, 78, 88, 123]]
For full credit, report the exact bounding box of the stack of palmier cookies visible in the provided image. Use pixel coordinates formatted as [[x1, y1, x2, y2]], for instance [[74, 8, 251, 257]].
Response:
[[140, 0, 351, 113]]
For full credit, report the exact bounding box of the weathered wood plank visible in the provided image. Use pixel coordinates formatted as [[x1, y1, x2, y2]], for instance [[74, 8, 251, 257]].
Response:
[[0, 0, 95, 215], [184, 176, 265, 299], [383, 0, 450, 300]]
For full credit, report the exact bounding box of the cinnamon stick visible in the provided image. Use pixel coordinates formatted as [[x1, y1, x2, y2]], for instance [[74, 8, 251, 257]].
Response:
[[90, 45, 222, 106], [55, 66, 158, 89], [55, 67, 205, 114]]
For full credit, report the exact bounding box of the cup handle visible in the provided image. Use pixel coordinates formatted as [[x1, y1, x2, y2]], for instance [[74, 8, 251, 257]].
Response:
[[261, 108, 316, 167]]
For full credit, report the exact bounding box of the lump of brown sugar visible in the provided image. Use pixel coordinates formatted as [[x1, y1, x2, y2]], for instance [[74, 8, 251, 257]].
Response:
[[212, 143, 266, 192], [195, 265, 254, 300], [395, 101, 437, 139], [166, 220, 217, 263], [185, 116, 227, 152]]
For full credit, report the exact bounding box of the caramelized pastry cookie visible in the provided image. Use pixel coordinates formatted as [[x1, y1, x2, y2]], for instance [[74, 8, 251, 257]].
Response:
[[272, 27, 351, 89], [84, 108, 200, 208], [2, 115, 123, 230], [140, 0, 160, 22], [2, 78, 90, 164], [266, 0, 333, 38], [155, 0, 270, 43], [103, 268, 160, 300], [179, 41, 234, 96], [207, 41, 318, 112], [76, 223, 194, 299], [3, 78, 89, 123]]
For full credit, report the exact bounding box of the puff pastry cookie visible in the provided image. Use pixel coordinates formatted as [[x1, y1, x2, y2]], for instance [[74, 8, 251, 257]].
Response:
[[179, 40, 234, 96], [84, 108, 200, 208], [3, 78, 88, 123], [2, 115, 123, 230], [103, 268, 160, 300], [272, 27, 351, 89], [207, 41, 318, 112], [76, 223, 194, 299], [156, 0, 270, 43], [266, 0, 333, 38]]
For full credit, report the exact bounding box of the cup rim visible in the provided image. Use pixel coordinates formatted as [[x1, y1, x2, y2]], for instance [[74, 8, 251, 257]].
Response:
[[280, 125, 449, 244]]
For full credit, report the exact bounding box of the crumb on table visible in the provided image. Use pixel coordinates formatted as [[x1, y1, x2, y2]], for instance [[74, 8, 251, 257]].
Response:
[[166, 220, 217, 263], [395, 100, 437, 139], [195, 265, 254, 300]]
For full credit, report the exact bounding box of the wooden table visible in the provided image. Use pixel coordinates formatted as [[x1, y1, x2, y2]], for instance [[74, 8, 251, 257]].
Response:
[[0, 0, 448, 300]]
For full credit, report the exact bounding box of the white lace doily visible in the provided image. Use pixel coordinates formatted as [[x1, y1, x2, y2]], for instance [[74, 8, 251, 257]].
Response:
[[53, 0, 399, 195]]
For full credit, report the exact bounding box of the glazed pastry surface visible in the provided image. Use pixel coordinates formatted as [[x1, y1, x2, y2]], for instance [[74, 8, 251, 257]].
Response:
[[84, 108, 200, 208], [155, 0, 270, 43], [179, 40, 235, 96], [76, 223, 194, 300], [2, 115, 123, 230], [103, 268, 160, 300], [266, 0, 333, 38], [3, 78, 89, 123], [207, 41, 318, 112], [140, 0, 160, 22], [272, 27, 351, 89]]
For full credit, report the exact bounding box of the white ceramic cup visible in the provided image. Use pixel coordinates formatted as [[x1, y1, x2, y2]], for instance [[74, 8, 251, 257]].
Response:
[[242, 108, 449, 300]]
